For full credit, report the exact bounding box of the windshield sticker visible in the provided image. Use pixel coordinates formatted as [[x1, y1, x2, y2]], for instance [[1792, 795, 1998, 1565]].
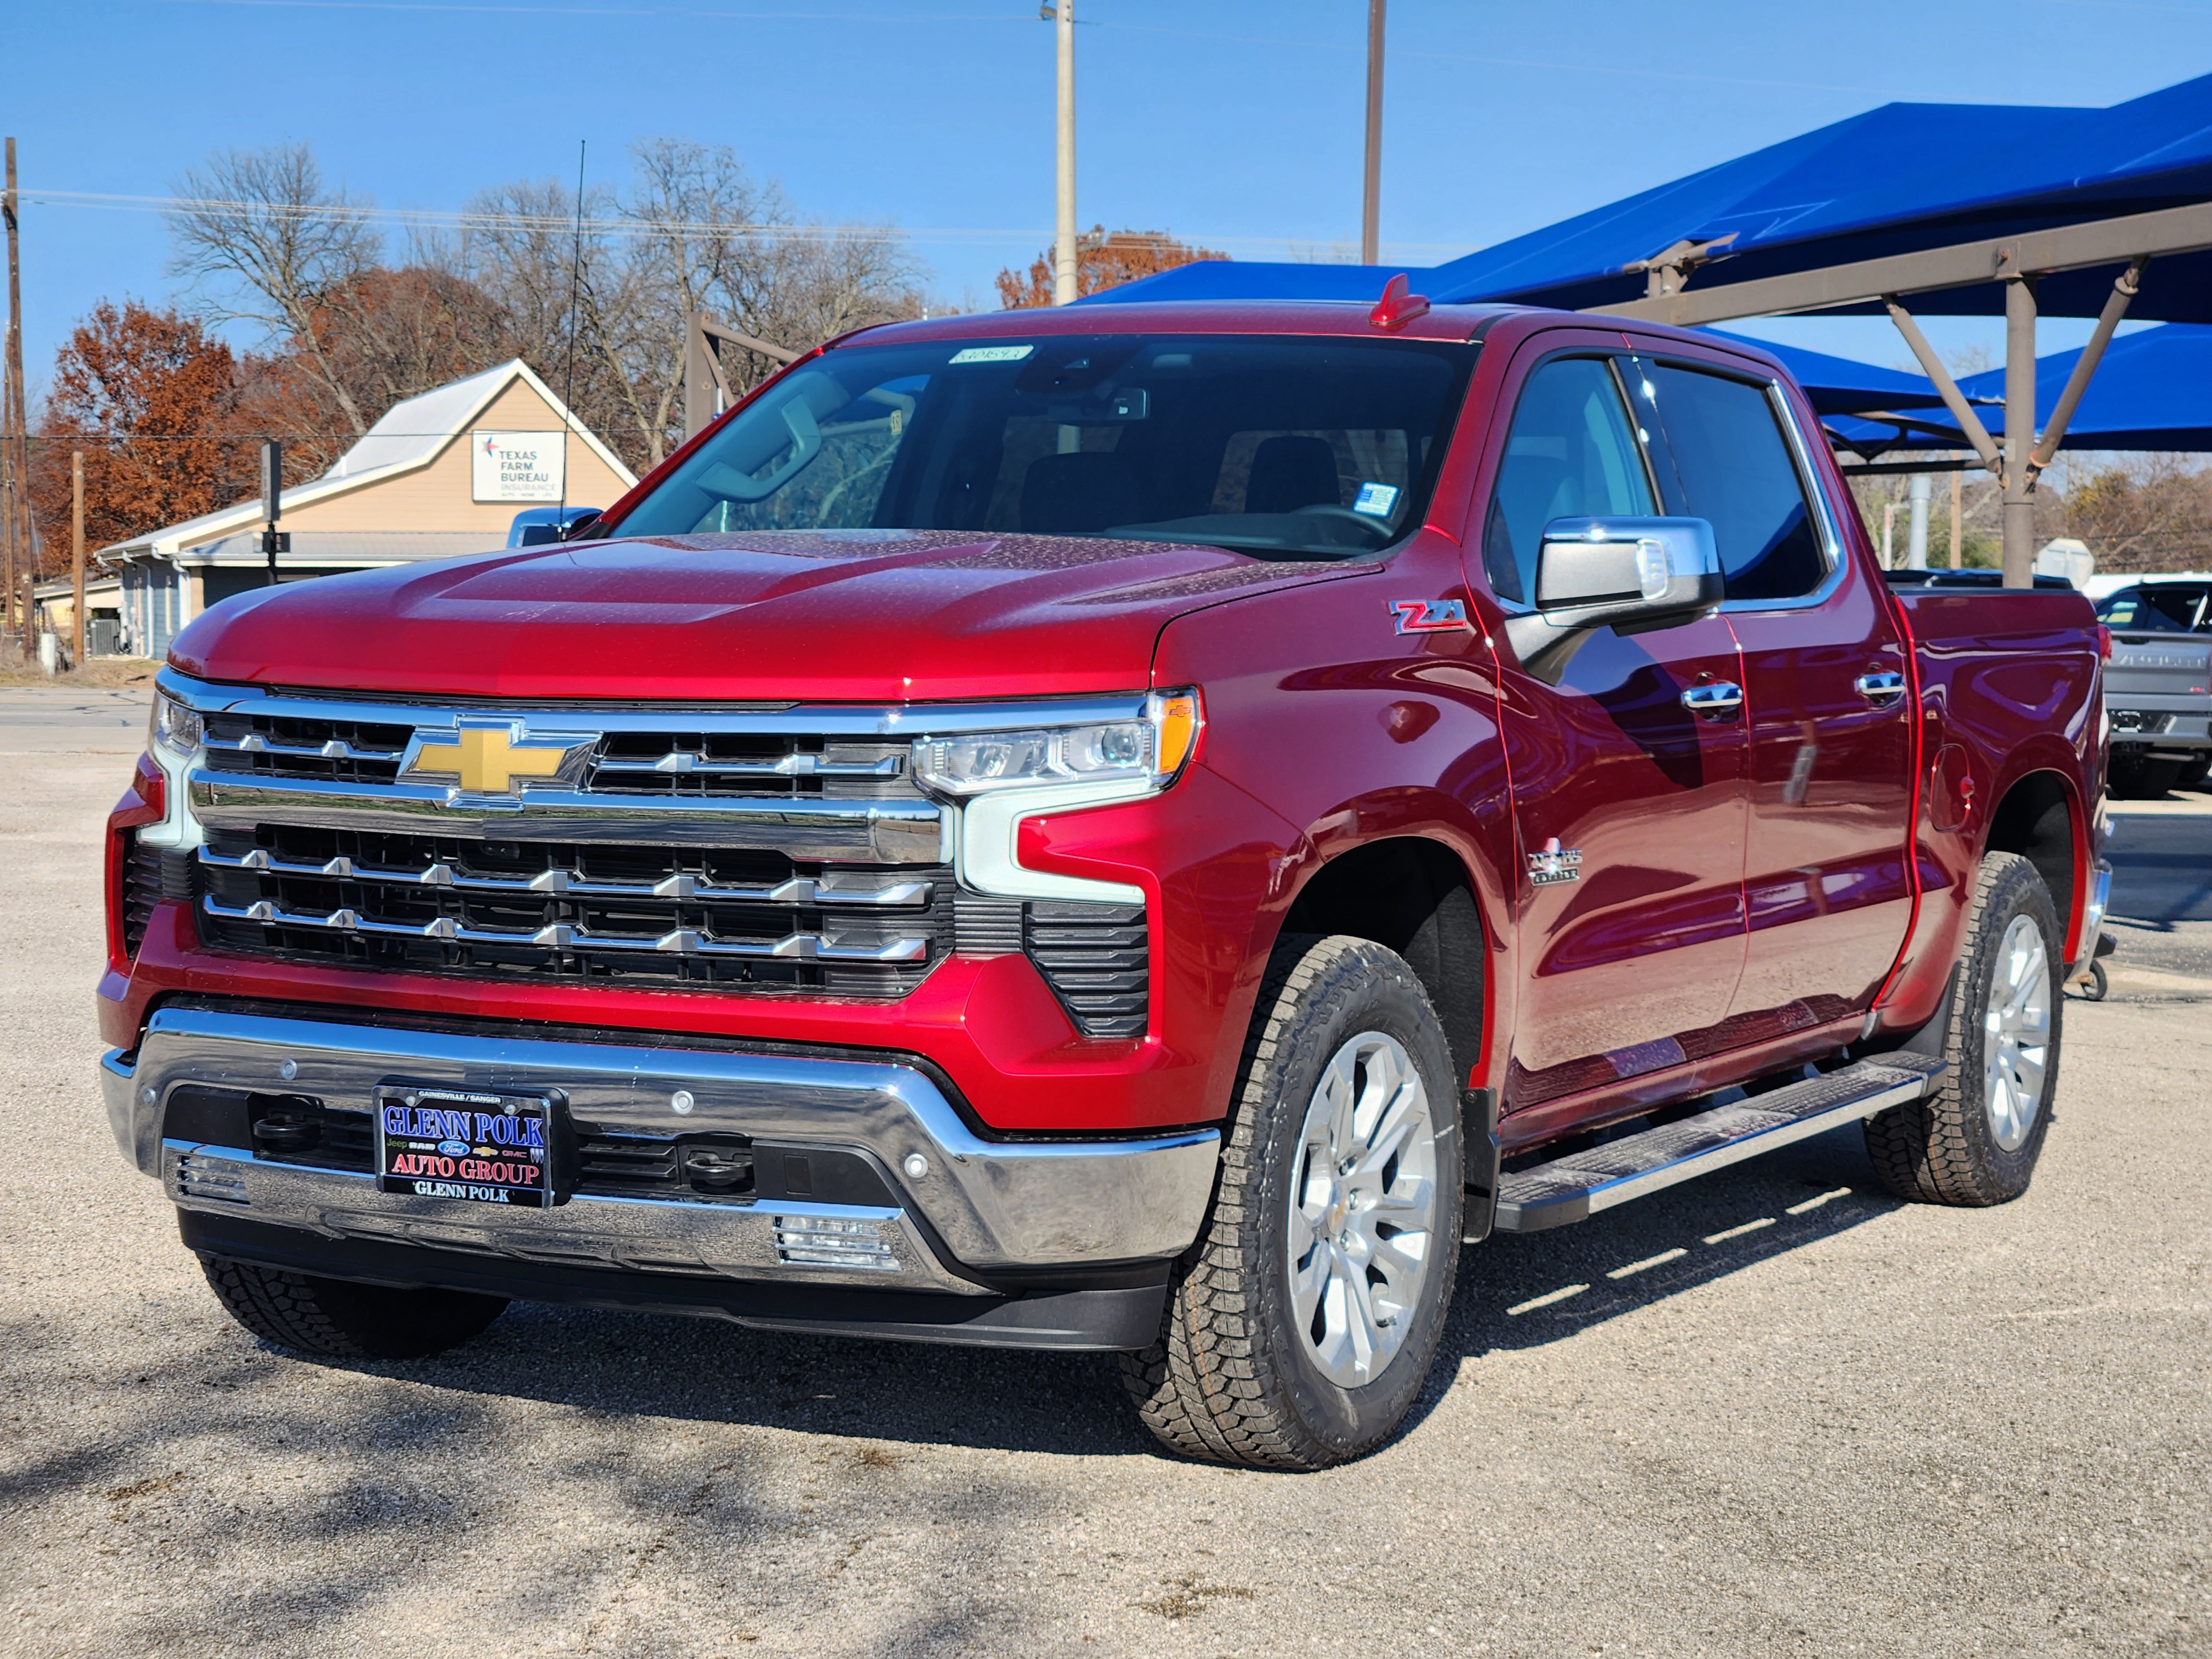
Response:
[[948, 345, 1035, 364], [1353, 482, 1400, 517]]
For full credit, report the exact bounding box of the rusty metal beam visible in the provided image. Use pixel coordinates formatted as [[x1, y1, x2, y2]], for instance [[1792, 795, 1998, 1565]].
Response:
[[1592, 199, 2212, 327]]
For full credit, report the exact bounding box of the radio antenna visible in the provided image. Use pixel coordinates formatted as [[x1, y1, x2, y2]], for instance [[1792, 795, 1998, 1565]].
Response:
[[556, 138, 586, 535]]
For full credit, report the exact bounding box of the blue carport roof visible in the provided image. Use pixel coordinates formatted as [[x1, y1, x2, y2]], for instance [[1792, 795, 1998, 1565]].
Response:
[[1829, 324, 2212, 452], [1077, 272, 1953, 417], [1703, 331, 1950, 416], [1097, 72, 2212, 321]]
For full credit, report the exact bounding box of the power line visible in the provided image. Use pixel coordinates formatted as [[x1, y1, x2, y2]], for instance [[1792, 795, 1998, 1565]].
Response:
[[13, 188, 1473, 258]]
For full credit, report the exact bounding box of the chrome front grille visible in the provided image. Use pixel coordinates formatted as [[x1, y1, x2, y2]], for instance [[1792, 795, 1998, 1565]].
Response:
[[202, 708, 916, 801], [165, 680, 1159, 1018], [196, 825, 953, 995], [589, 733, 912, 799], [201, 711, 415, 786]]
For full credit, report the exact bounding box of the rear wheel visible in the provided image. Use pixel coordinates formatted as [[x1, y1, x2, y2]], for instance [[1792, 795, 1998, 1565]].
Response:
[[1865, 852, 2060, 1205], [1119, 935, 1462, 1469], [199, 1256, 508, 1359], [2176, 755, 2211, 791]]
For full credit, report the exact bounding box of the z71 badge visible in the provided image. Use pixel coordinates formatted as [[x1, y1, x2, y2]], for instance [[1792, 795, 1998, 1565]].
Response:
[[1390, 597, 1471, 635], [1527, 837, 1583, 886]]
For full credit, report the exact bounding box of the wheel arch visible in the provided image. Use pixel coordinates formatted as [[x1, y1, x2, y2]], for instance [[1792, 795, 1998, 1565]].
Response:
[[1276, 833, 1492, 1089], [1980, 765, 2088, 959]]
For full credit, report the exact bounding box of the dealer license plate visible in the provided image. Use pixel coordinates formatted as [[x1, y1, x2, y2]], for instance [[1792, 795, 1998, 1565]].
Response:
[[375, 1086, 555, 1207]]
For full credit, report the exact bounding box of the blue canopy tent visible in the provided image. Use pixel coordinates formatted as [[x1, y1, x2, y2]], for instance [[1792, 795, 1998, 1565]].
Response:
[[1705, 331, 1952, 418], [1091, 71, 2212, 582], [1830, 324, 2212, 455]]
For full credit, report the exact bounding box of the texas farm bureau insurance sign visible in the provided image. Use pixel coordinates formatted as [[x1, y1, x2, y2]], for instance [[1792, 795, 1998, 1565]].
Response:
[[471, 431, 567, 503]]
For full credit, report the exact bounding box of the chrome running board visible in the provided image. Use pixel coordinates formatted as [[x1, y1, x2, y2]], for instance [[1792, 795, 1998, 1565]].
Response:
[[1493, 1053, 1945, 1233]]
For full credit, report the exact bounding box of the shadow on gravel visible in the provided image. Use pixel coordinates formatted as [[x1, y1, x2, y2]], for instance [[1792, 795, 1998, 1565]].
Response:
[[144, 1126, 1904, 1469], [254, 1300, 1152, 1460], [0, 1313, 1077, 1651], [1385, 1121, 1903, 1449]]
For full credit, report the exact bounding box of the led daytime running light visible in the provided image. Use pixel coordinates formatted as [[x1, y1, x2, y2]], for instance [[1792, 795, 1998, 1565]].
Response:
[[911, 690, 1202, 798]]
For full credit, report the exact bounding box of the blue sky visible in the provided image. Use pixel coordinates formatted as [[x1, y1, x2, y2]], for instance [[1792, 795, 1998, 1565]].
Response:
[[8, 0, 2210, 397]]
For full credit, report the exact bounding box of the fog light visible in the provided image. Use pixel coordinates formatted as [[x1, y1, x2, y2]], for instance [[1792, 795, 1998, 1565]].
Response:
[[774, 1215, 898, 1270]]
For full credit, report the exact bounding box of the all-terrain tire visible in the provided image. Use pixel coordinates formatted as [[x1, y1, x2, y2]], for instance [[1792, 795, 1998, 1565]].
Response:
[[2109, 753, 2183, 799], [1119, 935, 1462, 1470], [199, 1256, 508, 1359], [1864, 852, 2062, 1206]]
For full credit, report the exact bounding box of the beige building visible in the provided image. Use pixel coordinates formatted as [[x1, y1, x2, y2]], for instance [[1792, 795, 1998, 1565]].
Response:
[[98, 359, 635, 658]]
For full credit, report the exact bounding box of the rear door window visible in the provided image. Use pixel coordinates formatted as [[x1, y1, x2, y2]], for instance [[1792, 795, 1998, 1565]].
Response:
[[2098, 587, 2208, 632], [1646, 364, 1828, 602], [1481, 356, 1655, 606]]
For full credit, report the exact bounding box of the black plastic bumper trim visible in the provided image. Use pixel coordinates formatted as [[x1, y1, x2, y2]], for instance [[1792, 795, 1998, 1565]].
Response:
[[179, 1210, 1168, 1352]]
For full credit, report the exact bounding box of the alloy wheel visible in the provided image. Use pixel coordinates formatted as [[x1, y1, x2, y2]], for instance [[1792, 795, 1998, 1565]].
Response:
[[1983, 913, 2052, 1152], [1285, 1030, 1440, 1387]]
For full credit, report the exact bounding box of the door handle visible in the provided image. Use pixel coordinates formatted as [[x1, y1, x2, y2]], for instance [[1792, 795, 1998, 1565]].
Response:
[[1679, 681, 1743, 719], [1855, 670, 1908, 706]]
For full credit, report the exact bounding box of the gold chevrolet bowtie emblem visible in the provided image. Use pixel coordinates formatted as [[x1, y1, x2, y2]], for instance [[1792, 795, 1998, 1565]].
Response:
[[404, 724, 589, 796]]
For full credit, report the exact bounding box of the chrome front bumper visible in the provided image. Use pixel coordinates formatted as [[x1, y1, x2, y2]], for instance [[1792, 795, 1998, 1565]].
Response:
[[103, 1007, 1218, 1295]]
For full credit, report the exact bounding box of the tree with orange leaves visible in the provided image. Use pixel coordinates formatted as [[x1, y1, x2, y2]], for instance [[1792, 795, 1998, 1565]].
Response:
[[995, 226, 1228, 309], [29, 301, 257, 561]]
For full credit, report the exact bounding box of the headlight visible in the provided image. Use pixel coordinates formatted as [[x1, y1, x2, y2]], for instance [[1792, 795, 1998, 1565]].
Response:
[[912, 690, 1202, 798], [149, 688, 204, 758]]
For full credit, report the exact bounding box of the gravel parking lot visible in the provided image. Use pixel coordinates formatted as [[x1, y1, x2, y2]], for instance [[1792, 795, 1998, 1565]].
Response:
[[1, 687, 2204, 1658]]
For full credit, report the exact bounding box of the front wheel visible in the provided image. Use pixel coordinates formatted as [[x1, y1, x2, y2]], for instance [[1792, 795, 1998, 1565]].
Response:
[[1120, 935, 1462, 1469], [1865, 852, 2061, 1205], [200, 1256, 508, 1359]]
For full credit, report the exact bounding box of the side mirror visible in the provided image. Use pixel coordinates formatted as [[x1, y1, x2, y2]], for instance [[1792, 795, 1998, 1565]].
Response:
[[1503, 516, 1724, 681]]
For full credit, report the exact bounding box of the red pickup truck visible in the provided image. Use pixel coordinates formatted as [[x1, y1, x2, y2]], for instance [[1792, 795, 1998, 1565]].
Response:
[[101, 295, 2107, 1469]]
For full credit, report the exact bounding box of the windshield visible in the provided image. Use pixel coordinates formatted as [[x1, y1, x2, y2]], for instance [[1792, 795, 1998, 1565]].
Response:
[[2096, 587, 2209, 633], [609, 333, 1477, 559]]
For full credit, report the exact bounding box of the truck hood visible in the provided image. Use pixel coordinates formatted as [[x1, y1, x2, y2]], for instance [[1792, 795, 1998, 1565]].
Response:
[[169, 530, 1359, 702]]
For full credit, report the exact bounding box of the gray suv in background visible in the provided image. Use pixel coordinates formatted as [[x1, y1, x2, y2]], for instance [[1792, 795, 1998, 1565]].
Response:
[[2096, 582, 2212, 797]]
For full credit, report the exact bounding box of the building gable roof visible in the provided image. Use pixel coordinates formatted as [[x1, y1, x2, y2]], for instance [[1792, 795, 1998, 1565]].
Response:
[[98, 359, 637, 561]]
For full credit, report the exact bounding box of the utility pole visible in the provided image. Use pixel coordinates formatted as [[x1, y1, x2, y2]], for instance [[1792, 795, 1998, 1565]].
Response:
[[1362, 0, 1386, 265], [71, 450, 84, 666], [3, 138, 28, 650], [0, 370, 14, 649], [1053, 0, 1077, 304]]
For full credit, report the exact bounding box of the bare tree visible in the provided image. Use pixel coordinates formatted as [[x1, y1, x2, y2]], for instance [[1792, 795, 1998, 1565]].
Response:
[[166, 144, 382, 435], [452, 139, 926, 471], [161, 137, 930, 478]]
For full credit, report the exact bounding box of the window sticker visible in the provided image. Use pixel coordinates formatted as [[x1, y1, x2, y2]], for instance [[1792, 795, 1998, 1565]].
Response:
[[948, 345, 1035, 364], [1353, 481, 1401, 517]]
